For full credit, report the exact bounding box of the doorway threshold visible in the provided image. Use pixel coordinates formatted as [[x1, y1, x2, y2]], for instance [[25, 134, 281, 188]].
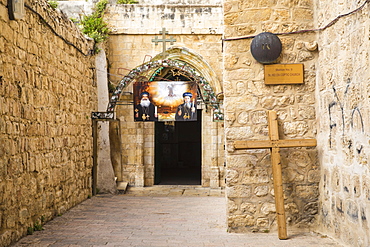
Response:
[[123, 185, 225, 197]]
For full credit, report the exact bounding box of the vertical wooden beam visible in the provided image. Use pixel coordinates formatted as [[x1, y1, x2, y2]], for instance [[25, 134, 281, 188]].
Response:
[[268, 111, 287, 240], [268, 111, 279, 141], [271, 147, 287, 240]]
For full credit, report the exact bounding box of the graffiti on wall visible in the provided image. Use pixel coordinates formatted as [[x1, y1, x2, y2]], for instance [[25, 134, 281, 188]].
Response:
[[328, 79, 364, 153]]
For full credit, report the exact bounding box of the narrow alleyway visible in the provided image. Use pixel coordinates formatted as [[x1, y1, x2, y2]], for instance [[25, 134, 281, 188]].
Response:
[[11, 186, 343, 247]]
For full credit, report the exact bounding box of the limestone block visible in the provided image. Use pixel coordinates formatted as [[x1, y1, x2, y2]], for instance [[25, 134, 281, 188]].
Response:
[[225, 126, 253, 140], [210, 166, 220, 188], [237, 25, 257, 36], [223, 82, 234, 96], [296, 185, 319, 200], [1, 22, 14, 41], [237, 111, 249, 124], [6, 214, 15, 228], [223, 26, 238, 39], [297, 50, 314, 62], [226, 185, 252, 198], [247, 81, 271, 96], [135, 165, 145, 187], [280, 23, 302, 33], [250, 110, 268, 125], [260, 96, 277, 110], [223, 2, 233, 13], [261, 202, 276, 215], [224, 13, 239, 25], [271, 9, 289, 21], [286, 150, 312, 168], [228, 214, 255, 227], [256, 217, 269, 227], [232, 97, 260, 113], [224, 68, 253, 81], [241, 202, 257, 214], [225, 169, 239, 185], [240, 9, 273, 23], [282, 121, 309, 136], [227, 153, 258, 168], [296, 94, 315, 105], [224, 54, 239, 67], [261, 22, 280, 34], [254, 185, 269, 197], [240, 166, 270, 184], [292, 8, 314, 21], [227, 199, 238, 213], [307, 169, 320, 183]]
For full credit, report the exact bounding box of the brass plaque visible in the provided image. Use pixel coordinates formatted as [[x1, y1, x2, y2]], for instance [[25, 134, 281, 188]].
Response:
[[264, 64, 304, 85]]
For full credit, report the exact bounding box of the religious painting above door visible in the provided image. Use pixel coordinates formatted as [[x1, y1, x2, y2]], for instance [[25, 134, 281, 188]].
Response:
[[133, 80, 197, 122]]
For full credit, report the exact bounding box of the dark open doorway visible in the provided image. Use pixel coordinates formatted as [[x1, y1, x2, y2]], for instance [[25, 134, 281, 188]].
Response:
[[155, 110, 202, 185]]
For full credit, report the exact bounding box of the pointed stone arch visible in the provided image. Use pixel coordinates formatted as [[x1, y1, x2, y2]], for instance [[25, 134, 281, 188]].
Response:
[[92, 47, 223, 120], [152, 46, 223, 94]]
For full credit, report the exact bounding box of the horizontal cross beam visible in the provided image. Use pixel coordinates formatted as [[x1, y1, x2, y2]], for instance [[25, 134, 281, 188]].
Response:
[[234, 138, 317, 150]]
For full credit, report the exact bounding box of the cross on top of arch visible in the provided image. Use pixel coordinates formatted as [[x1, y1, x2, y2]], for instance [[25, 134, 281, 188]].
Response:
[[92, 59, 223, 121]]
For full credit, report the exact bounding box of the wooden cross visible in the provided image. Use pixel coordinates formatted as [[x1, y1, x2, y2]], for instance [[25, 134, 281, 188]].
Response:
[[233, 111, 317, 240], [152, 28, 176, 54]]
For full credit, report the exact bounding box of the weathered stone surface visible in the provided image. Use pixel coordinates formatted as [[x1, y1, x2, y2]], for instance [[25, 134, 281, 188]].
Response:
[[296, 185, 319, 200], [256, 217, 269, 228], [225, 126, 254, 140], [261, 203, 276, 215], [0, 0, 95, 245], [226, 185, 252, 198], [254, 185, 269, 197], [224, 0, 321, 235], [227, 214, 255, 227]]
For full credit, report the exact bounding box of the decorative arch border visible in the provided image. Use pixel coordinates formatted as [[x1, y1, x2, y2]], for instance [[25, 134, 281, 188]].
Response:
[[154, 46, 223, 94], [92, 59, 223, 121]]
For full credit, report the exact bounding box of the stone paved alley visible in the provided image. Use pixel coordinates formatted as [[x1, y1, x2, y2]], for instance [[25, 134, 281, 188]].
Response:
[[11, 186, 343, 247]]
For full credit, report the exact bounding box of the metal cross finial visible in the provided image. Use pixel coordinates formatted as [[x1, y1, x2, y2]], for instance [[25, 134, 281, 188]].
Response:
[[152, 28, 176, 55]]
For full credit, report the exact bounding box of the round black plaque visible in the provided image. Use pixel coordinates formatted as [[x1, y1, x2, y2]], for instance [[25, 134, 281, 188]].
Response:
[[250, 32, 282, 64]]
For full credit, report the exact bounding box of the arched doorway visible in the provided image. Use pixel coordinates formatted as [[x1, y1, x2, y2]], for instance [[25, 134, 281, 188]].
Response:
[[93, 48, 225, 188]]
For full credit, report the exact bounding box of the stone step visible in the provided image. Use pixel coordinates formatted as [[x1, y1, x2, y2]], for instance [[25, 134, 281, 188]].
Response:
[[124, 185, 225, 197], [116, 182, 128, 193]]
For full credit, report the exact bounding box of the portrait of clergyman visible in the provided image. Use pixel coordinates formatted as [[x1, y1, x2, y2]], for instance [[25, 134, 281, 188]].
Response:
[[134, 91, 158, 121]]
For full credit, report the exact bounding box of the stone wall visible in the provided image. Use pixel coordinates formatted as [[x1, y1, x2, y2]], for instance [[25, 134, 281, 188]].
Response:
[[223, 0, 319, 233], [315, 1, 370, 246], [0, 0, 96, 245], [104, 2, 225, 187]]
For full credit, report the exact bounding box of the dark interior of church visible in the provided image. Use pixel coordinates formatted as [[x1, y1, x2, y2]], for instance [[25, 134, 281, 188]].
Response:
[[155, 110, 202, 185]]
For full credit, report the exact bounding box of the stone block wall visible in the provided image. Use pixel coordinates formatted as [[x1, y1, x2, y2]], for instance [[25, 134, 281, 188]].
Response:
[[105, 2, 225, 187], [223, 0, 319, 233], [105, 2, 224, 83], [315, 1, 370, 246], [0, 0, 96, 245]]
